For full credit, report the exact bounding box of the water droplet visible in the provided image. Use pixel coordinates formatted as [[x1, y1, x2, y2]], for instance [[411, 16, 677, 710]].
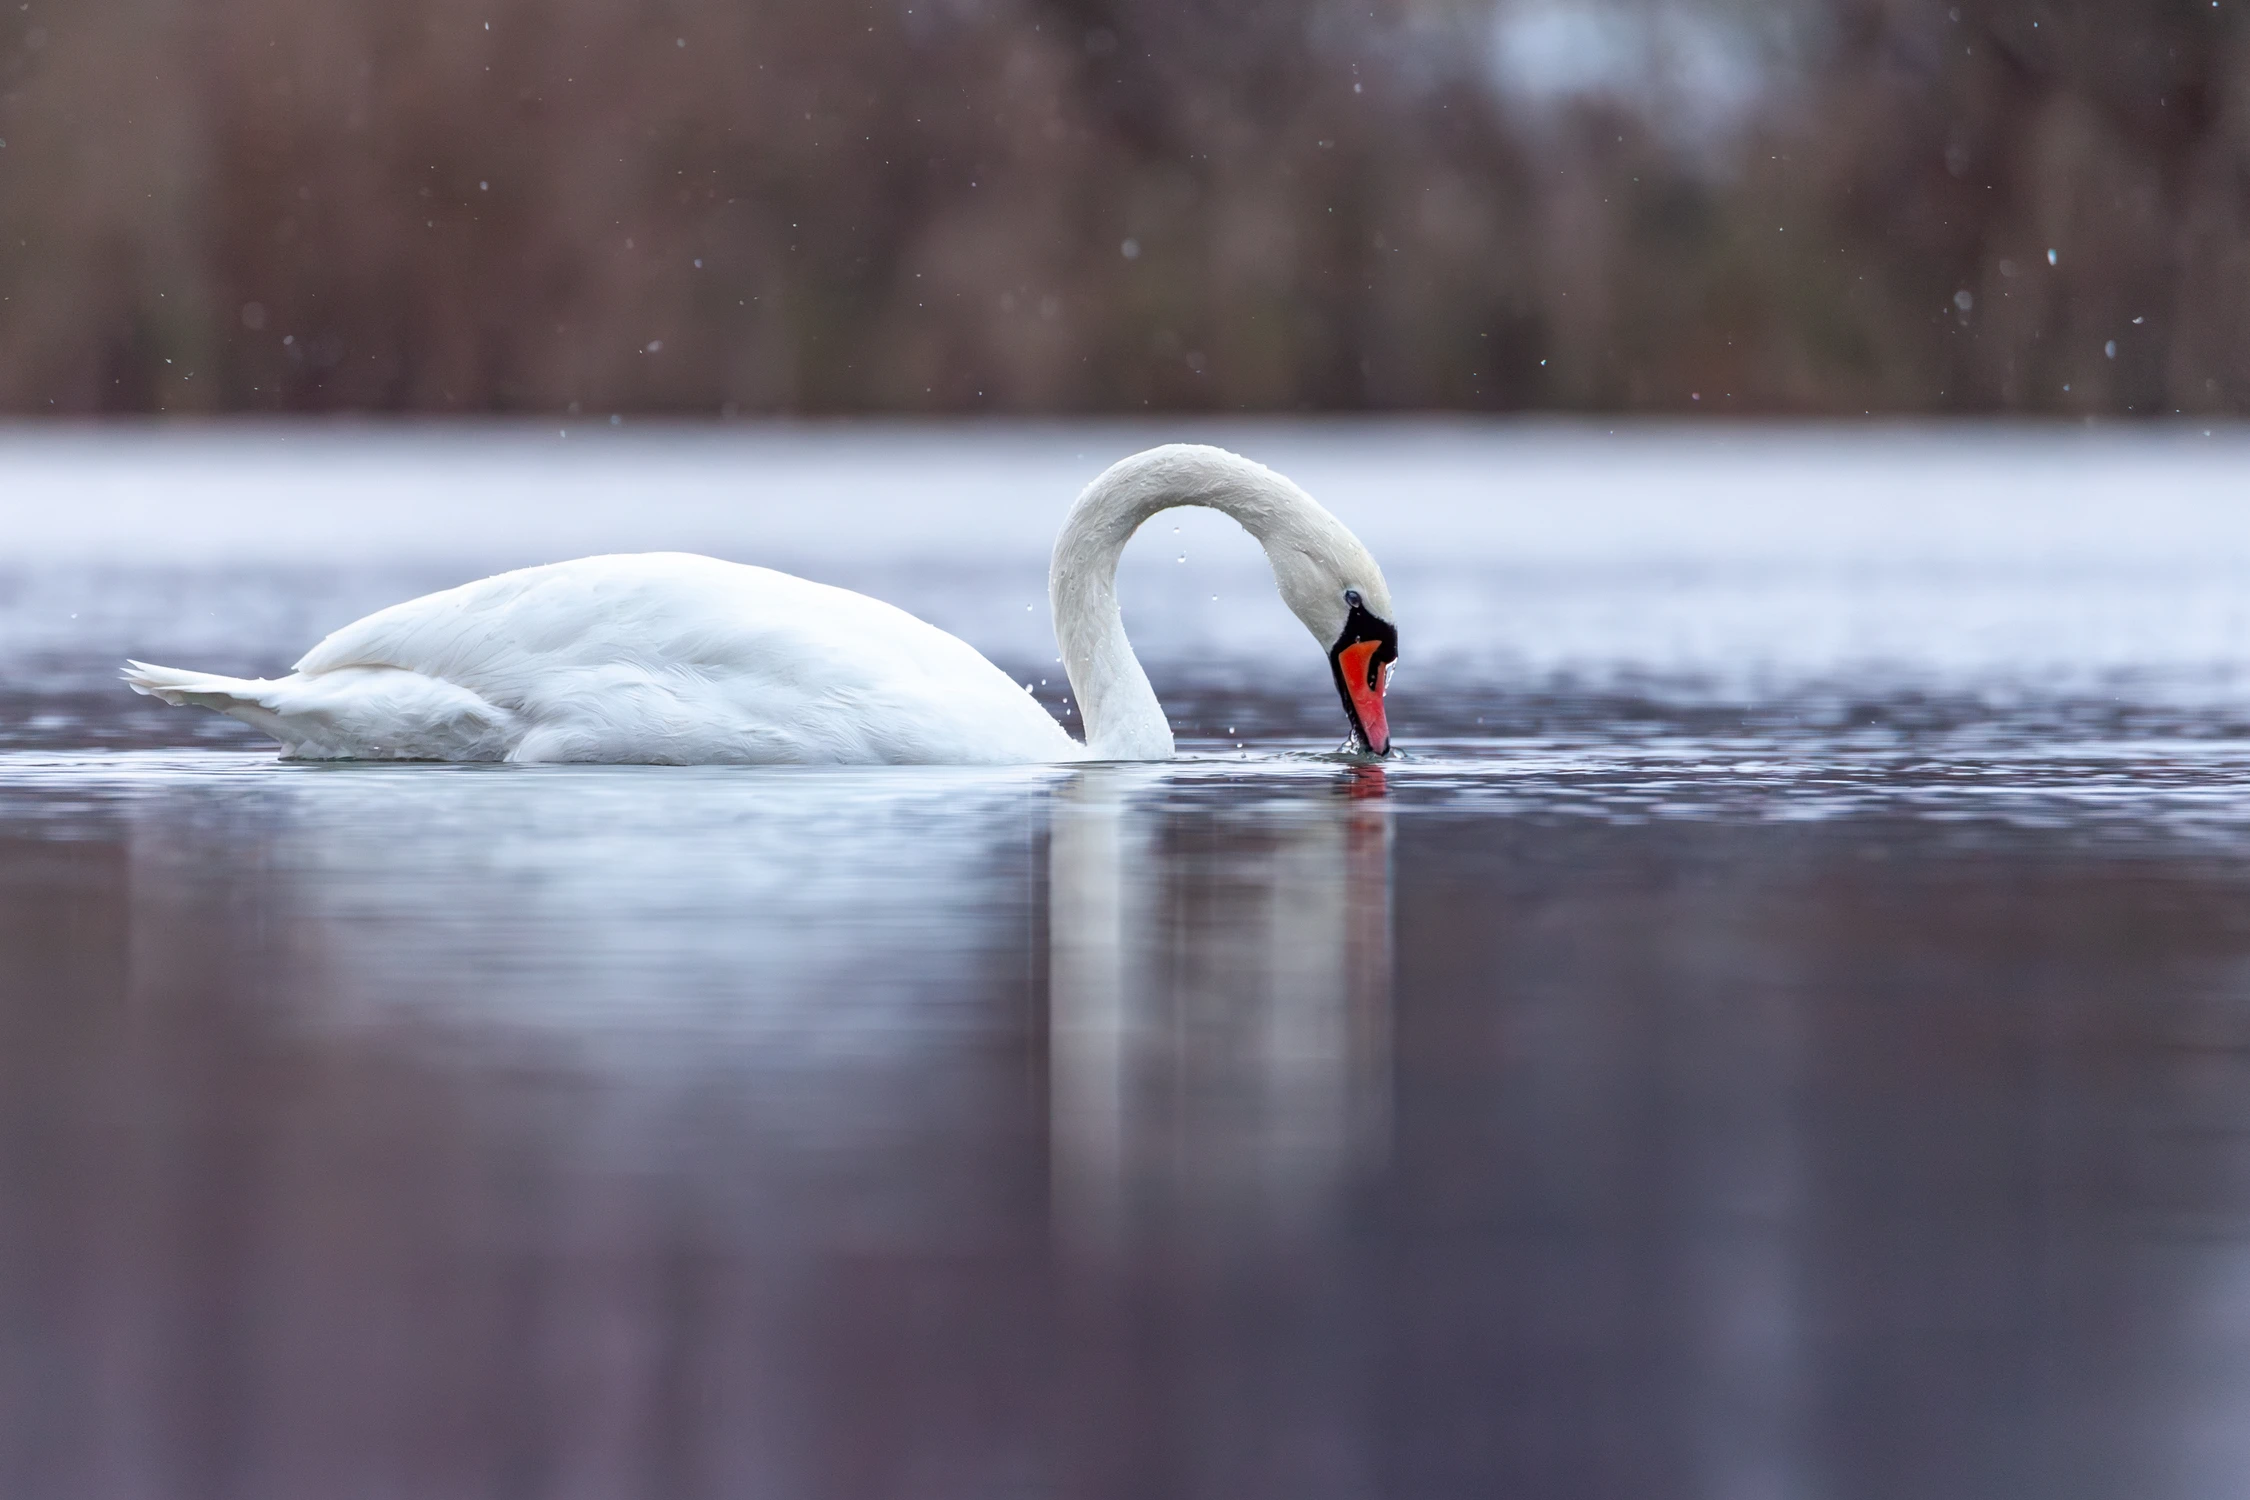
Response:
[[2047, 248, 2059, 265]]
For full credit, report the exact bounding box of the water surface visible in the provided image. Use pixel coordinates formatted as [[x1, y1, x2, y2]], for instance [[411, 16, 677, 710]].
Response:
[[5, 424, 2250, 1498]]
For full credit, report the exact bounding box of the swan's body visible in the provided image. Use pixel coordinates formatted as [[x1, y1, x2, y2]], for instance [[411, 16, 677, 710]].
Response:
[[125, 444, 1397, 764], [130, 554, 1077, 763]]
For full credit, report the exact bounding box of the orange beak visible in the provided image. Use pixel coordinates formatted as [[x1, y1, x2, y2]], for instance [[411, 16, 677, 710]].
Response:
[[1337, 639, 1391, 756]]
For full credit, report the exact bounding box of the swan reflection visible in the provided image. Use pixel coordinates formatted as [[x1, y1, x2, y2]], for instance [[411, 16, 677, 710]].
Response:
[[1048, 764, 1394, 1248]]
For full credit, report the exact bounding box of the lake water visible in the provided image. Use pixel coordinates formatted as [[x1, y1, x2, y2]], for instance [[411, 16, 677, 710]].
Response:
[[6, 422, 2250, 1497]]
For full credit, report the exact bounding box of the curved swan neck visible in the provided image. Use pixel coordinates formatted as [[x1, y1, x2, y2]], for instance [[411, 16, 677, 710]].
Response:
[[1049, 444, 1377, 760]]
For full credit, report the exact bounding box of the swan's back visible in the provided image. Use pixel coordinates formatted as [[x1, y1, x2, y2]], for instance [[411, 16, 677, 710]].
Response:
[[302, 553, 914, 687]]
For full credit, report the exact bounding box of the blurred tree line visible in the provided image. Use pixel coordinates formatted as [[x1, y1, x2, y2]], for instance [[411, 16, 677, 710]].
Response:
[[0, 0, 2239, 415]]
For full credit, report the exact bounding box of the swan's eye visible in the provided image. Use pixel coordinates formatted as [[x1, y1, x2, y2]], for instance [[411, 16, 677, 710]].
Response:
[[1344, 589, 1363, 607]]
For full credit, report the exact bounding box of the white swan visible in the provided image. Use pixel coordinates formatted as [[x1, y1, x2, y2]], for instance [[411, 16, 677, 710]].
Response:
[[123, 443, 1399, 764]]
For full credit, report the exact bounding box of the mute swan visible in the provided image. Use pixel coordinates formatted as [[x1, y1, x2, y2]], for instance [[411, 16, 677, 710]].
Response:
[[122, 443, 1398, 764]]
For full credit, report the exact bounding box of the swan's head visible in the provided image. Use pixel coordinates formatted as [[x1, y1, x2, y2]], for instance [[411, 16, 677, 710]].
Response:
[[1270, 530, 1398, 758], [1326, 586, 1399, 757]]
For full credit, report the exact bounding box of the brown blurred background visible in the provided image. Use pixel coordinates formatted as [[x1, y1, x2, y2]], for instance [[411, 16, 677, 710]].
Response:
[[0, 0, 2236, 416]]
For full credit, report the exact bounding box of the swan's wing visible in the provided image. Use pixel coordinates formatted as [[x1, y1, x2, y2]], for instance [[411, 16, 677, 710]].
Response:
[[292, 553, 1075, 764], [292, 554, 698, 680]]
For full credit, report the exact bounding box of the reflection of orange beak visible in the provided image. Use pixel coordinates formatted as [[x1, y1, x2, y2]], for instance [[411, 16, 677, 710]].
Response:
[[1337, 640, 1391, 756]]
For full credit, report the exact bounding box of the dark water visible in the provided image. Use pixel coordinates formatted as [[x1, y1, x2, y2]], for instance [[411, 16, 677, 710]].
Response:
[[9, 428, 2250, 1498], [10, 725, 2250, 1497]]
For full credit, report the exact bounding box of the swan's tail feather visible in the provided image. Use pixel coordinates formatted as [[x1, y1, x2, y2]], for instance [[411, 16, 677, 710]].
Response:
[[123, 660, 276, 710], [122, 660, 302, 741], [123, 660, 518, 760]]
